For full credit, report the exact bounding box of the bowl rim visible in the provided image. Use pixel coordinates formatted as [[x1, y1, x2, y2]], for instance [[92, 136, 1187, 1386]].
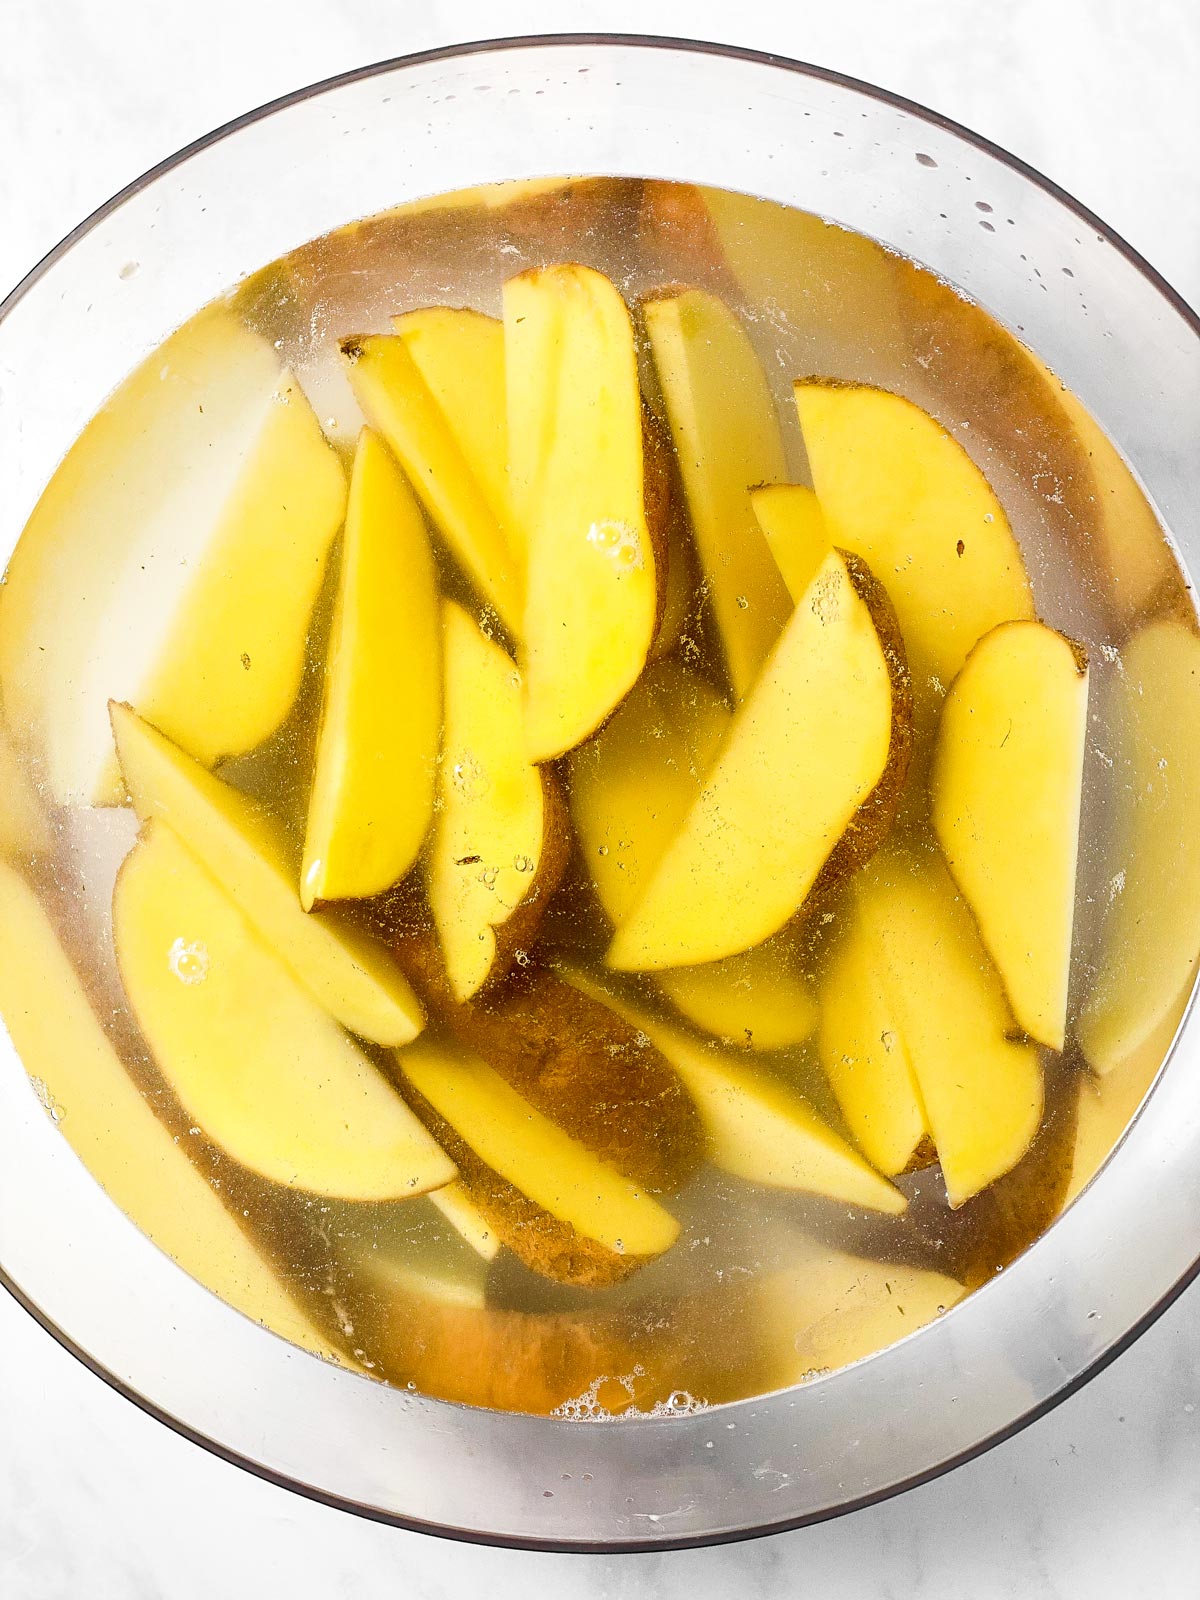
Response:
[[2, 30, 1199, 1554]]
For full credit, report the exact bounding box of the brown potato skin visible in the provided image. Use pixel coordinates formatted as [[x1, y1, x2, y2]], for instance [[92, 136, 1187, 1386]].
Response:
[[387, 1073, 656, 1288], [813, 547, 914, 896], [476, 767, 572, 996], [435, 967, 705, 1195]]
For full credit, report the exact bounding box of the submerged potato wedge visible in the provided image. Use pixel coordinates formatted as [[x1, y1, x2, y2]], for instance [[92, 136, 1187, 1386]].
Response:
[[1079, 620, 1200, 1074], [0, 862, 346, 1361], [1, 308, 346, 806], [341, 332, 521, 635], [301, 430, 441, 908], [795, 380, 1034, 729], [394, 1037, 680, 1286], [434, 967, 705, 1196], [425, 602, 568, 1000], [114, 823, 454, 1199], [749, 482, 832, 604], [568, 655, 731, 926], [504, 264, 663, 760], [643, 289, 793, 696], [608, 548, 910, 970], [819, 908, 931, 1178], [111, 704, 423, 1046], [656, 935, 819, 1053], [427, 1181, 501, 1263], [393, 306, 518, 560], [567, 971, 905, 1215], [858, 852, 1044, 1206], [932, 620, 1089, 1049]]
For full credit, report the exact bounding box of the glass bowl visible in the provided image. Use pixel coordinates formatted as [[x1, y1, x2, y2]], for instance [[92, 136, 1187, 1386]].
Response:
[[2, 34, 1199, 1551]]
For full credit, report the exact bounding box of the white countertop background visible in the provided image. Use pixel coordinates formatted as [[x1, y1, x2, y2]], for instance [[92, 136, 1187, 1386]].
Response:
[[2, 1, 1198, 1593]]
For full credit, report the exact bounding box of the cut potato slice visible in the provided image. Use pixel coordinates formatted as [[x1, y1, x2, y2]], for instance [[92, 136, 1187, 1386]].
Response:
[[644, 289, 793, 696], [111, 704, 423, 1046], [425, 601, 567, 1000], [568, 656, 731, 926], [341, 332, 520, 635], [795, 380, 1033, 727], [504, 264, 663, 759], [393, 306, 516, 556], [302, 430, 441, 907], [657, 936, 819, 1052], [0, 722, 51, 859], [113, 823, 453, 1199], [0, 862, 347, 1361], [427, 1181, 501, 1263], [863, 853, 1044, 1206], [1, 308, 346, 805], [566, 972, 905, 1215], [819, 909, 930, 1177], [395, 1036, 680, 1261], [329, 1198, 491, 1311], [759, 1238, 964, 1384], [608, 548, 909, 970], [1079, 620, 1200, 1074], [932, 620, 1089, 1048], [749, 482, 832, 604]]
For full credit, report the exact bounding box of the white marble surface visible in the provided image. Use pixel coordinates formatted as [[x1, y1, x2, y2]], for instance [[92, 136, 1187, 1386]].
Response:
[[2, 1, 1199, 1594]]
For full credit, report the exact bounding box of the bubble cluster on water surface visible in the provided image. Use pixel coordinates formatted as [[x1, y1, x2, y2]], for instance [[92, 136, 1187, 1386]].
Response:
[[168, 937, 210, 986], [551, 1370, 708, 1422]]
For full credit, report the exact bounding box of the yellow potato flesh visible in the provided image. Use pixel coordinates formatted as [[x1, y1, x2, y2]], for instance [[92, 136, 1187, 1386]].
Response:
[[302, 430, 441, 907], [393, 307, 517, 562], [1029, 353, 1175, 624], [342, 333, 520, 636], [568, 656, 730, 927], [428, 1181, 501, 1262], [396, 1038, 680, 1257], [113, 823, 453, 1200], [932, 620, 1089, 1049], [0, 308, 346, 805], [112, 704, 423, 1046], [567, 973, 904, 1214], [608, 550, 893, 970], [864, 854, 1044, 1206], [657, 937, 819, 1053], [819, 914, 930, 1176], [425, 600, 548, 1001], [504, 264, 659, 760], [644, 290, 793, 697], [795, 381, 1033, 729], [759, 1239, 964, 1384], [1079, 620, 1200, 1074], [0, 863, 346, 1361], [749, 482, 831, 603]]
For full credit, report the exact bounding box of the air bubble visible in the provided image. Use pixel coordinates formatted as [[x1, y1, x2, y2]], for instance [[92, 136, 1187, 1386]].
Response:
[[168, 937, 209, 985], [587, 519, 644, 572]]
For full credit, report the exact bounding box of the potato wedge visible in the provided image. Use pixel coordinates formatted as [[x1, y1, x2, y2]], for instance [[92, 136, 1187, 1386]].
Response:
[[113, 823, 454, 1199], [394, 1036, 680, 1287], [567, 971, 905, 1215], [301, 429, 441, 907], [608, 548, 911, 970], [749, 482, 831, 604], [656, 935, 819, 1052], [392, 306, 517, 558], [1079, 619, 1200, 1074], [112, 704, 423, 1046], [1, 308, 346, 805], [643, 289, 793, 696], [932, 620, 1089, 1049], [795, 380, 1034, 729], [425, 601, 568, 1000], [857, 852, 1044, 1207], [0, 862, 346, 1360], [504, 264, 663, 759], [341, 332, 521, 635], [0, 722, 51, 860]]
